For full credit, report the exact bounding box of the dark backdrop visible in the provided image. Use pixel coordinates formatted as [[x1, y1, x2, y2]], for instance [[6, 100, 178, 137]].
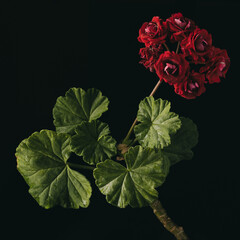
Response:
[[2, 0, 239, 239]]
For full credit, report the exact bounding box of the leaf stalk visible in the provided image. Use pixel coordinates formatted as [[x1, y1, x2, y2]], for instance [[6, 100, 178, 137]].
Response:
[[67, 162, 95, 171]]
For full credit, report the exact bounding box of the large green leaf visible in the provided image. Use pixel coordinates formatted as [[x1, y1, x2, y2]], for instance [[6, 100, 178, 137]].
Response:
[[71, 120, 117, 165], [53, 88, 109, 135], [162, 117, 199, 165], [93, 146, 170, 208], [16, 130, 92, 209], [134, 96, 181, 149]]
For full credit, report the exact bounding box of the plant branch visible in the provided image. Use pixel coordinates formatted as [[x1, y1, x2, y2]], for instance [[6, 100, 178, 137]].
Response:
[[150, 199, 189, 240], [67, 162, 95, 171], [122, 79, 163, 144]]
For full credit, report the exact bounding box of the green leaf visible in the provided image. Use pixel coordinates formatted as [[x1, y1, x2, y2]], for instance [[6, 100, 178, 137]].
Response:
[[93, 146, 170, 208], [134, 96, 181, 149], [53, 88, 109, 135], [16, 130, 92, 209], [162, 117, 199, 165], [71, 120, 117, 165]]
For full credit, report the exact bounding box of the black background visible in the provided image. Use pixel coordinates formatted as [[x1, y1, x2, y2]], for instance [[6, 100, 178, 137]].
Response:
[[2, 0, 239, 239]]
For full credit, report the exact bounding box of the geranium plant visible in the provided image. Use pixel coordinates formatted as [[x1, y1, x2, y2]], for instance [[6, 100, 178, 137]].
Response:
[[15, 13, 230, 240]]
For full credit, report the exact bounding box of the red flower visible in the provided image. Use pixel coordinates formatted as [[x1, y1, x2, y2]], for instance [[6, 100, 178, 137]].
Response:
[[139, 45, 164, 72], [180, 28, 212, 62], [166, 13, 196, 42], [174, 71, 206, 99], [154, 51, 190, 85], [138, 16, 167, 47], [199, 47, 230, 84]]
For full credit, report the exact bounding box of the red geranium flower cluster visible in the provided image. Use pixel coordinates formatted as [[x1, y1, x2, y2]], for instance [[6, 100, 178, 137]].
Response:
[[138, 13, 230, 99]]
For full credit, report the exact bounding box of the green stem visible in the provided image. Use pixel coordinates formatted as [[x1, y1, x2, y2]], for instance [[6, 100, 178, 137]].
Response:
[[123, 118, 138, 144], [150, 199, 189, 240], [130, 138, 138, 146], [67, 162, 95, 171], [122, 79, 163, 144]]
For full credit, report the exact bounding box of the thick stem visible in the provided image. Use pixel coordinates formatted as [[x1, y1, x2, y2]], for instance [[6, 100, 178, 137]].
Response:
[[67, 162, 95, 171], [150, 200, 189, 240], [122, 79, 163, 144]]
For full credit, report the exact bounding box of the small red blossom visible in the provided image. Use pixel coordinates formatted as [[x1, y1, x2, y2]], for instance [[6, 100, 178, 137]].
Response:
[[139, 45, 164, 72], [138, 16, 168, 47], [199, 47, 230, 84], [166, 13, 196, 42], [154, 51, 190, 85], [180, 28, 212, 62], [174, 71, 206, 99]]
